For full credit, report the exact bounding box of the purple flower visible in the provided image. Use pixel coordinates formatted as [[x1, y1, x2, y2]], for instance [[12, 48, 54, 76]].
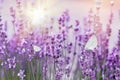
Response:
[[7, 57, 16, 69], [17, 69, 26, 80], [117, 30, 120, 50], [1, 57, 16, 69]]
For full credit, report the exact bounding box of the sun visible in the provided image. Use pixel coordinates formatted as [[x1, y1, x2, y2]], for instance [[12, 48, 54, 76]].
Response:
[[25, 7, 46, 26], [32, 8, 45, 25]]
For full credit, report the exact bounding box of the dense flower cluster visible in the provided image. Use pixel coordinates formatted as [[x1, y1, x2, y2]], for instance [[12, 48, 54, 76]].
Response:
[[0, 0, 120, 80]]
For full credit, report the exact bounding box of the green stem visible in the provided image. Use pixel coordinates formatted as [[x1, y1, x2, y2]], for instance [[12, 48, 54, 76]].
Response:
[[30, 61, 35, 80]]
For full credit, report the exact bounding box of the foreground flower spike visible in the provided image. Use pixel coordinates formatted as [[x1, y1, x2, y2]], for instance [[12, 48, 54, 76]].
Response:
[[117, 30, 120, 51], [7, 57, 16, 69], [17, 69, 26, 80]]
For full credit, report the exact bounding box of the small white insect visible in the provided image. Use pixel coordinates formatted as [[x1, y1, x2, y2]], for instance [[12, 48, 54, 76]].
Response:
[[33, 45, 41, 52], [85, 35, 98, 50]]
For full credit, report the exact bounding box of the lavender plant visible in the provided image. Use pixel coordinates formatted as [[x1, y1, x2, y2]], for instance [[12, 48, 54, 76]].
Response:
[[0, 0, 120, 80]]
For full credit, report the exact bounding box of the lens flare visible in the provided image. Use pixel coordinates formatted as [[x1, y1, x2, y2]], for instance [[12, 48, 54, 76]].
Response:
[[26, 7, 46, 26]]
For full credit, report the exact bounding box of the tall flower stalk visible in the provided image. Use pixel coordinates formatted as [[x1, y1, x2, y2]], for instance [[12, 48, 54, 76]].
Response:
[[0, 0, 120, 80]]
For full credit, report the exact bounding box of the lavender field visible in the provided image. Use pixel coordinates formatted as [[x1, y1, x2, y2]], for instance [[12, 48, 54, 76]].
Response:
[[0, 0, 120, 80]]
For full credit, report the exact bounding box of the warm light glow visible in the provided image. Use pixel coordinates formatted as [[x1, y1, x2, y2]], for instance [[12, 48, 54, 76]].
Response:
[[32, 8, 45, 25], [26, 7, 46, 25], [95, 0, 103, 10]]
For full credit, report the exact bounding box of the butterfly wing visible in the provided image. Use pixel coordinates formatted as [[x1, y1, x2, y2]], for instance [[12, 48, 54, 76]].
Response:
[[85, 35, 98, 50], [33, 45, 41, 52]]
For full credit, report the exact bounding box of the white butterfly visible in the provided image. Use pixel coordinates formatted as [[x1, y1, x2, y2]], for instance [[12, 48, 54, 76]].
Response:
[[33, 45, 41, 52], [85, 35, 98, 50]]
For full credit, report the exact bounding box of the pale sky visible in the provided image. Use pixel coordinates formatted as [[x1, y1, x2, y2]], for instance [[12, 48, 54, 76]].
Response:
[[0, 0, 120, 50]]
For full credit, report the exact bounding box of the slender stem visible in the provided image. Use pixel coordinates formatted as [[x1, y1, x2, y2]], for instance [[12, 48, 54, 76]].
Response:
[[30, 61, 35, 80], [69, 36, 77, 80]]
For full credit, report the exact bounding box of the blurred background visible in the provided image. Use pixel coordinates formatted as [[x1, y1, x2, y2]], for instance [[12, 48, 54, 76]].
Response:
[[0, 0, 120, 50]]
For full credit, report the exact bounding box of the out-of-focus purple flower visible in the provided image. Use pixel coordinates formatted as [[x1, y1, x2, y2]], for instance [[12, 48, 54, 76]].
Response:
[[58, 10, 70, 28], [105, 51, 120, 80], [117, 30, 120, 50], [10, 7, 16, 18], [17, 69, 26, 80], [0, 17, 3, 31], [56, 33, 64, 43], [75, 20, 80, 27], [106, 24, 112, 37], [66, 42, 73, 53], [78, 50, 95, 79], [1, 57, 16, 69], [7, 57, 16, 69]]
